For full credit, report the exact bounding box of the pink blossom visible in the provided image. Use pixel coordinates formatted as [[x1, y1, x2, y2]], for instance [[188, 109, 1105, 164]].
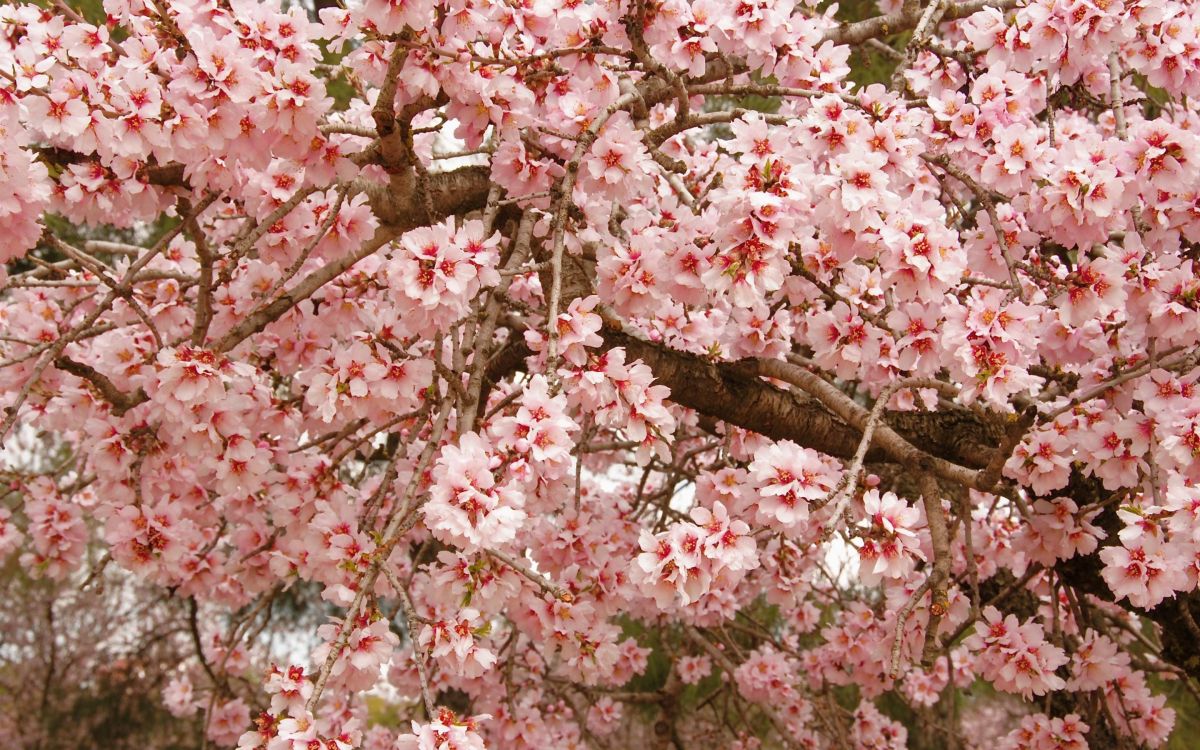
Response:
[[1000, 713, 1089, 750], [313, 613, 399, 692], [396, 711, 490, 750], [207, 698, 250, 747], [1099, 536, 1189, 609], [419, 608, 497, 679], [964, 606, 1068, 699], [855, 490, 924, 585], [676, 655, 712, 685], [586, 697, 622, 736], [20, 484, 86, 580], [1068, 630, 1131, 692], [1, 3, 1198, 747], [163, 676, 199, 718], [26, 90, 90, 139], [423, 432, 527, 552], [748, 440, 839, 531]]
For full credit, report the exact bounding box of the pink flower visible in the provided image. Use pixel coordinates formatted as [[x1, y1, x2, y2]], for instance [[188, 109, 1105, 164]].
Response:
[[0, 507, 23, 561], [490, 136, 559, 199], [630, 526, 711, 608], [586, 697, 623, 736], [313, 613, 399, 692], [964, 606, 1068, 699], [748, 440, 838, 531], [423, 433, 526, 552], [735, 645, 798, 703], [207, 698, 250, 747], [26, 90, 90, 139], [834, 150, 890, 213], [1014, 496, 1106, 566], [855, 490, 924, 585], [851, 702, 908, 750], [154, 346, 240, 412], [691, 500, 759, 573], [1099, 536, 1189, 609], [1103, 669, 1176, 747], [396, 711, 490, 750], [489, 375, 578, 472], [630, 501, 757, 610], [729, 112, 790, 165], [419, 608, 498, 679], [20, 482, 86, 580], [676, 655, 712, 685], [1000, 713, 1088, 750], [162, 676, 198, 718], [264, 664, 314, 715], [585, 115, 641, 186], [1068, 630, 1130, 692]]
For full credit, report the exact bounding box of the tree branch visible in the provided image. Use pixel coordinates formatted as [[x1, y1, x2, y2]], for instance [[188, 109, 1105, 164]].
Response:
[[53, 357, 146, 416]]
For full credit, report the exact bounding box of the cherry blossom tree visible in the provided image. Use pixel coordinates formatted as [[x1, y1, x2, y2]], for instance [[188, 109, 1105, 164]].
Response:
[[2, 0, 1200, 747]]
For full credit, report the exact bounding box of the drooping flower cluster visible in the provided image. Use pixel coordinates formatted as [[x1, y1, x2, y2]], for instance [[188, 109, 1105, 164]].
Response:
[[313, 612, 400, 693], [418, 608, 498, 679], [423, 432, 527, 553], [747, 441, 840, 533], [964, 606, 1069, 699], [630, 501, 758, 609], [396, 710, 490, 750], [999, 713, 1089, 750], [854, 490, 925, 586]]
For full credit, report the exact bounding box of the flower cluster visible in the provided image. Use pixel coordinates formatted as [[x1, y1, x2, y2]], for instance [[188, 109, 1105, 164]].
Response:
[[313, 612, 399, 693], [630, 501, 758, 609], [854, 490, 925, 586], [999, 713, 1089, 750], [418, 608, 498, 679], [747, 441, 840, 533], [964, 606, 1068, 699], [423, 433, 527, 553], [396, 710, 490, 750]]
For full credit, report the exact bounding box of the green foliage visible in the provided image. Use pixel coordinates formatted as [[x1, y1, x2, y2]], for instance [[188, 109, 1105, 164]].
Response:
[[831, 0, 905, 89], [847, 44, 904, 90], [32, 0, 108, 25], [366, 694, 408, 729], [319, 41, 359, 112], [617, 615, 672, 697], [1157, 674, 1200, 749]]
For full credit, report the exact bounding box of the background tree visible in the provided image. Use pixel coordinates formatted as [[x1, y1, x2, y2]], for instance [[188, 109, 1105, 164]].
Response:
[[0, 557, 198, 749]]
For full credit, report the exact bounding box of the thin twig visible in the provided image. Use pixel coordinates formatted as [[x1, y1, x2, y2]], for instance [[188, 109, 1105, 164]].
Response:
[[486, 549, 573, 602]]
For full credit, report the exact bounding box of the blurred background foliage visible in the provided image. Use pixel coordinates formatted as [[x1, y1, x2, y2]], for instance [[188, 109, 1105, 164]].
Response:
[[0, 556, 201, 750]]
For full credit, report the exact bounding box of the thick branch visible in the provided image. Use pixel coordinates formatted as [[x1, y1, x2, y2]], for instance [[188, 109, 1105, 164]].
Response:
[[54, 357, 146, 416], [601, 326, 867, 460], [918, 473, 951, 664], [750, 358, 987, 487], [822, 0, 1020, 46], [487, 319, 1003, 471], [215, 166, 492, 354]]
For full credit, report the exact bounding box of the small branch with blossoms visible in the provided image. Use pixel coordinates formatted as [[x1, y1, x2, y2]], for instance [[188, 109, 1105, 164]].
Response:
[[751, 358, 984, 489], [484, 549, 573, 603]]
